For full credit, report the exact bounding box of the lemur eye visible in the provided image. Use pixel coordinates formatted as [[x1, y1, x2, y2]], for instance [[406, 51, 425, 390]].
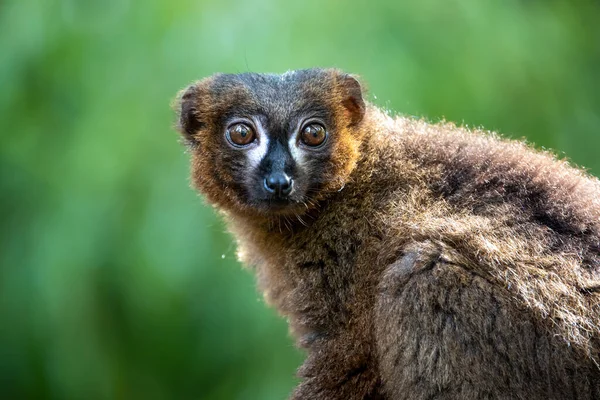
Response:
[[227, 123, 256, 146], [301, 123, 327, 147]]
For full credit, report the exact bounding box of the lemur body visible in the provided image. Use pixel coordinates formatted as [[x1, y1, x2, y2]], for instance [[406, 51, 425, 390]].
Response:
[[175, 69, 600, 399]]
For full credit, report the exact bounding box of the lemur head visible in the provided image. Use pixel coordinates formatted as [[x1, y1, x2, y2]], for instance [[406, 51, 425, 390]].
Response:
[[175, 68, 366, 217]]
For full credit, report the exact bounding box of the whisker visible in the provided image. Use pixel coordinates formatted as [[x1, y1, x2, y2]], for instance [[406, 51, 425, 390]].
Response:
[[296, 214, 309, 227]]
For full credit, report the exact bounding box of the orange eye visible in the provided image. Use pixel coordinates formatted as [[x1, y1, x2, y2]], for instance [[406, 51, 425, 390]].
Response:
[[301, 123, 327, 147], [227, 123, 256, 146]]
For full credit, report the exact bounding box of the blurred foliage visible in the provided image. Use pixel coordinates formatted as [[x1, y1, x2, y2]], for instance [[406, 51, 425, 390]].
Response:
[[1, 0, 599, 399]]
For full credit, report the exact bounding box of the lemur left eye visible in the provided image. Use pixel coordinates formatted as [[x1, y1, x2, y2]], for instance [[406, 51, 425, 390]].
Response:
[[227, 123, 256, 147], [301, 123, 327, 147]]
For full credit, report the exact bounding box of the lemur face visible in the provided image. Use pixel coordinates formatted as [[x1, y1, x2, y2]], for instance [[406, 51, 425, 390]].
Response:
[[176, 69, 365, 216]]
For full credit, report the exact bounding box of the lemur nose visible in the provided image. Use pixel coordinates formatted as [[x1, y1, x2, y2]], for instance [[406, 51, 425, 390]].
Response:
[[264, 173, 293, 196]]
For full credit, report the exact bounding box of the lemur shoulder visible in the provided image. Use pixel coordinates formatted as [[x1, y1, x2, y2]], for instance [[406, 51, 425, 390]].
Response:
[[174, 68, 600, 399]]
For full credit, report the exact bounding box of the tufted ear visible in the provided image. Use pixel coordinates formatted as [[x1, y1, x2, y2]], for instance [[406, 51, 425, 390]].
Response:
[[173, 82, 206, 146], [338, 74, 366, 126]]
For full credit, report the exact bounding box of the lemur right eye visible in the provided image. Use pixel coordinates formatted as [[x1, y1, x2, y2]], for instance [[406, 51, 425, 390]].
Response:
[[301, 123, 327, 147], [227, 123, 256, 147]]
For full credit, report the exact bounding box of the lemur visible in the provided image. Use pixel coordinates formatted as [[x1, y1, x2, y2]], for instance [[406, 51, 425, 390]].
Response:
[[174, 68, 600, 399]]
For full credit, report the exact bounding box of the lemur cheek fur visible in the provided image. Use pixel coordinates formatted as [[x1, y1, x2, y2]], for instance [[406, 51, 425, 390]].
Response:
[[173, 68, 600, 399]]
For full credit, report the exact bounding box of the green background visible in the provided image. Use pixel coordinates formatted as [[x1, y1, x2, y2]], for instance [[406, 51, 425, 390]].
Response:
[[2, 0, 599, 399]]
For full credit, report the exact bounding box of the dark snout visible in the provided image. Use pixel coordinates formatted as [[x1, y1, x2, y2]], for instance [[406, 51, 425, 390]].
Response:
[[260, 139, 295, 199], [264, 172, 293, 197]]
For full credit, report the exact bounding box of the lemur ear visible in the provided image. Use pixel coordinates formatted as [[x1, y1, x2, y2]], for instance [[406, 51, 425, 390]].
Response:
[[338, 74, 366, 126], [174, 83, 206, 145]]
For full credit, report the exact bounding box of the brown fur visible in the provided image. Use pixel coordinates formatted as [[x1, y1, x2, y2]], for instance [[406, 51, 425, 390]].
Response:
[[174, 69, 600, 399]]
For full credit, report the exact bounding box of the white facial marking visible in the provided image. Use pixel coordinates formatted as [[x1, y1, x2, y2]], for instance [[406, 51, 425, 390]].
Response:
[[288, 130, 305, 167], [246, 120, 269, 168]]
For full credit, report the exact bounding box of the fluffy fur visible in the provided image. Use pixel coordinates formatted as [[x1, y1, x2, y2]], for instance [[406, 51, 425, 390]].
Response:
[[174, 69, 600, 399]]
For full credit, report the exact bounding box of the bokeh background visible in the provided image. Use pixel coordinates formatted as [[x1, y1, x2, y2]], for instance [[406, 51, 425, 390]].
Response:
[[1, 0, 599, 399]]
